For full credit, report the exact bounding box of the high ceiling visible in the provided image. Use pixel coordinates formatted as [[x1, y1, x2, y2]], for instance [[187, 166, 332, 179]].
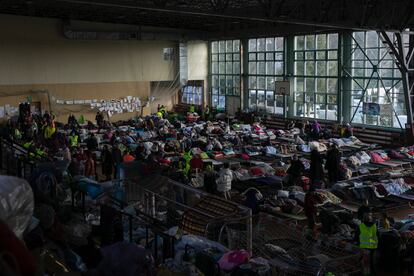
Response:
[[1, 0, 414, 39]]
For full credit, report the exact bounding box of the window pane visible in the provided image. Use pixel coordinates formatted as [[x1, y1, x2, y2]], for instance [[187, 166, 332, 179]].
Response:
[[266, 53, 274, 60], [249, 62, 257, 74], [316, 61, 326, 76], [226, 40, 233, 52], [328, 33, 338, 49], [266, 77, 275, 90], [276, 37, 284, 51], [249, 39, 257, 51], [249, 53, 256, 61], [305, 78, 315, 91], [219, 41, 225, 52], [219, 62, 225, 74], [233, 62, 240, 74], [306, 35, 315, 50], [266, 38, 275, 51], [296, 36, 305, 50], [226, 62, 233, 74], [316, 34, 327, 49], [316, 78, 326, 93], [275, 62, 284, 75], [233, 40, 240, 52], [212, 41, 218, 53], [295, 61, 305, 75], [258, 77, 265, 89], [305, 61, 315, 75], [316, 51, 326, 60], [257, 38, 266, 51], [266, 61, 275, 75], [258, 62, 265, 74], [249, 76, 257, 89], [328, 79, 338, 92], [327, 61, 338, 76], [295, 78, 304, 92], [212, 62, 218, 74]]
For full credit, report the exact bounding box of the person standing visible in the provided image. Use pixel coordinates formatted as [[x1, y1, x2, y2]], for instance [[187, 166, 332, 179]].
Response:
[[325, 144, 341, 186], [355, 213, 378, 276], [310, 149, 324, 187], [216, 162, 233, 200], [203, 105, 210, 121], [101, 145, 113, 181], [286, 155, 305, 186], [203, 164, 217, 194], [304, 186, 318, 235], [84, 150, 96, 180], [112, 144, 123, 179]]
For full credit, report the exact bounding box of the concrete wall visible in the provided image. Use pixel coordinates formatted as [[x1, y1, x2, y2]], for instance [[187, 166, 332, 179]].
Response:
[[0, 14, 177, 122], [187, 41, 209, 105]]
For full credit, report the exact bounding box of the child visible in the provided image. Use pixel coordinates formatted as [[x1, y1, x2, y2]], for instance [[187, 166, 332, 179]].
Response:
[[216, 163, 233, 200]]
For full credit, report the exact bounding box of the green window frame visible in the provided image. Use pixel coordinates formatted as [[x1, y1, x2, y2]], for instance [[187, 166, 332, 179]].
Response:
[[293, 33, 339, 121], [247, 37, 285, 115], [210, 40, 241, 109], [346, 31, 407, 128]]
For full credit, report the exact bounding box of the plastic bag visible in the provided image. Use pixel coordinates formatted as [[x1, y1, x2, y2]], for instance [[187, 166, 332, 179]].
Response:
[[0, 176, 34, 239]]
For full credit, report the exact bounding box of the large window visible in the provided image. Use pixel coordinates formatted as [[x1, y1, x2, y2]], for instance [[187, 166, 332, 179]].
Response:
[[181, 80, 203, 105], [210, 40, 241, 109], [347, 31, 406, 128], [248, 37, 285, 114], [293, 34, 339, 120]]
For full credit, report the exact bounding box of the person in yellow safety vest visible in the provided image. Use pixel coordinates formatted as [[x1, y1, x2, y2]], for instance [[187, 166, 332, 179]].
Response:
[[69, 131, 79, 148], [23, 141, 36, 158], [156, 111, 163, 119], [356, 212, 378, 276], [43, 122, 56, 139], [159, 105, 166, 114], [14, 128, 22, 140], [189, 105, 195, 113]]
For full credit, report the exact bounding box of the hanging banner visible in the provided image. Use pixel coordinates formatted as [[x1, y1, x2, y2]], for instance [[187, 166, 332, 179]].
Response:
[[362, 102, 380, 116]]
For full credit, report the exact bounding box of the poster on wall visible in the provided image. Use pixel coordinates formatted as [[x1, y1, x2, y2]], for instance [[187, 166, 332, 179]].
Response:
[[362, 102, 380, 116], [275, 81, 290, 96]]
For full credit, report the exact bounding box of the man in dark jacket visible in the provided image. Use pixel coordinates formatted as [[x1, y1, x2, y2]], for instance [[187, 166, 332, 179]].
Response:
[[112, 144, 123, 179], [86, 133, 98, 151], [310, 149, 324, 187], [325, 144, 341, 186]]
